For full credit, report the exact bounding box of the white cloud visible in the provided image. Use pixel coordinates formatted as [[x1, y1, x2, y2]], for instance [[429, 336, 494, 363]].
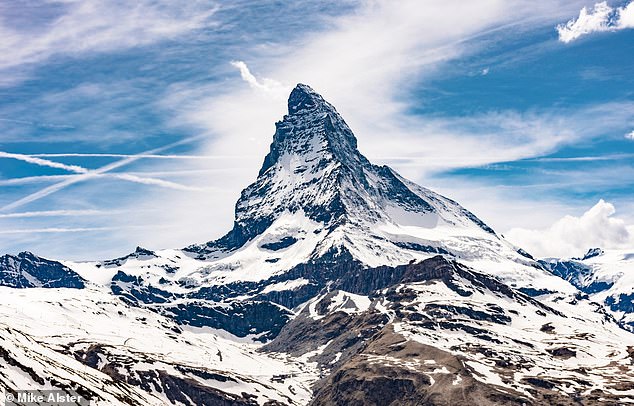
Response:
[[0, 0, 217, 72], [557, 1, 634, 43], [506, 200, 634, 258], [230, 61, 285, 94], [621, 1, 634, 27]]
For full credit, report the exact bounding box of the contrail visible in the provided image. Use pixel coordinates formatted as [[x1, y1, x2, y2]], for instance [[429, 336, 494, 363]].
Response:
[[0, 118, 74, 129], [0, 175, 70, 186], [0, 151, 202, 191], [0, 209, 126, 218], [0, 224, 171, 234], [30, 153, 241, 159], [0, 227, 120, 234], [0, 173, 212, 190], [0, 136, 204, 212], [0, 151, 89, 173], [109, 173, 206, 191]]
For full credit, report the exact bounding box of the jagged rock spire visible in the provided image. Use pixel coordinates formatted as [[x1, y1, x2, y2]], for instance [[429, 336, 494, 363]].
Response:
[[259, 83, 360, 177], [287, 83, 325, 113], [189, 84, 495, 256]]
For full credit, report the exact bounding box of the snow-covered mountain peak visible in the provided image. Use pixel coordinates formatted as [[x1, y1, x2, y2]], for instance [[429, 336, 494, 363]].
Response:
[[180, 84, 569, 293], [188, 84, 505, 263], [287, 83, 329, 114], [581, 247, 604, 260], [259, 83, 360, 177]]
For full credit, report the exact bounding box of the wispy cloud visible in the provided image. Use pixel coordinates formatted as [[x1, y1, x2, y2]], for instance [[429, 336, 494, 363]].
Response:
[[0, 150, 206, 193], [0, 118, 74, 129], [230, 61, 285, 94], [353, 101, 634, 179], [0, 82, 166, 145], [173, 0, 582, 181], [524, 153, 634, 162], [105, 173, 208, 191], [0, 1, 218, 73], [557, 1, 634, 43], [0, 175, 72, 186], [0, 225, 169, 235], [30, 153, 234, 159]]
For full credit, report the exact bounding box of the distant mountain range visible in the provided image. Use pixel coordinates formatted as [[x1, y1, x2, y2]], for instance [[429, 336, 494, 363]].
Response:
[[1, 85, 633, 405]]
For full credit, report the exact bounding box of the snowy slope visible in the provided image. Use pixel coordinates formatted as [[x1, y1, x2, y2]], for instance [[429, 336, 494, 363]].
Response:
[[0, 286, 316, 405]]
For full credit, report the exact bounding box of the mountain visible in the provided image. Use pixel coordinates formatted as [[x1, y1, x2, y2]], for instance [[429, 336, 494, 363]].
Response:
[[183, 84, 567, 294], [541, 248, 634, 332], [0, 251, 85, 288], [189, 84, 493, 257], [1, 84, 633, 405]]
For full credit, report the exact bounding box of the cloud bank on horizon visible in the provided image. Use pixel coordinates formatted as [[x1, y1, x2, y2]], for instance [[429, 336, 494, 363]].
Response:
[[508, 200, 634, 258], [0, 0, 632, 259]]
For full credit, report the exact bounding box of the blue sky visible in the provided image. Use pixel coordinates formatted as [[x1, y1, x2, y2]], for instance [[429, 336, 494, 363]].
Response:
[[0, 0, 633, 259]]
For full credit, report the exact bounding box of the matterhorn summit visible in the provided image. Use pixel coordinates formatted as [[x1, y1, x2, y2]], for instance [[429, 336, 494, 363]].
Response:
[[186, 85, 559, 291]]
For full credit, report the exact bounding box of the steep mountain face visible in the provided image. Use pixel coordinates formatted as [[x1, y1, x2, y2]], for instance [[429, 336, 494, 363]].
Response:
[[184, 84, 565, 294], [241, 84, 488, 241], [1, 84, 633, 405], [541, 248, 634, 332], [190, 84, 464, 254]]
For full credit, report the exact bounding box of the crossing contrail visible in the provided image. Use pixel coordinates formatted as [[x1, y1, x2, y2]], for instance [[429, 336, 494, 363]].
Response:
[[0, 136, 205, 212]]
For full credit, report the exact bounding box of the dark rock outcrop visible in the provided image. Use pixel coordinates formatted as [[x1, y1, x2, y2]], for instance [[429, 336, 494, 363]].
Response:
[[0, 252, 85, 288]]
